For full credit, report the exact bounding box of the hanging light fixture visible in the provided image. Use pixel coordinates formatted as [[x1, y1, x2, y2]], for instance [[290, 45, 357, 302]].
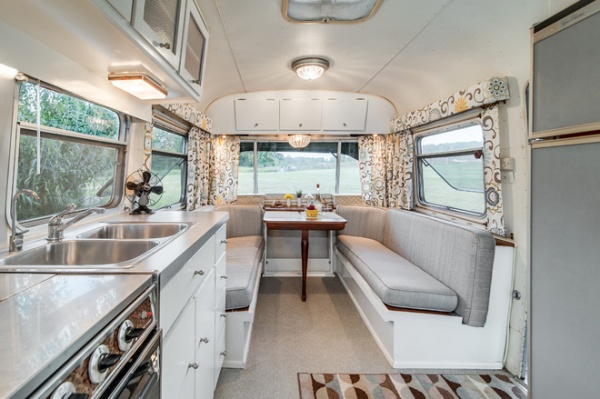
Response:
[[291, 57, 329, 80], [288, 134, 311, 149]]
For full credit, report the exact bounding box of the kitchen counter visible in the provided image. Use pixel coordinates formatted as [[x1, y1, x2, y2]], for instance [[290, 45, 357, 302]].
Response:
[[0, 210, 229, 398], [0, 210, 229, 288], [0, 273, 153, 399]]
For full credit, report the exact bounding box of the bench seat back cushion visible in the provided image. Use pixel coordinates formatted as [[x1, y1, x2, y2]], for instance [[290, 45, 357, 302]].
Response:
[[335, 205, 387, 243], [216, 204, 264, 238], [337, 235, 458, 313], [383, 209, 496, 327], [225, 235, 264, 310]]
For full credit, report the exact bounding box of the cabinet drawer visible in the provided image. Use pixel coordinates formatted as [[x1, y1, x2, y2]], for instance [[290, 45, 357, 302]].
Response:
[[215, 253, 227, 298], [215, 224, 227, 261], [215, 292, 226, 336], [214, 328, 226, 388], [161, 235, 215, 334]]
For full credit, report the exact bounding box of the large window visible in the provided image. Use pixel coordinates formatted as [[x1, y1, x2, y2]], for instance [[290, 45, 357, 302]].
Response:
[[239, 141, 360, 195], [415, 123, 485, 217], [150, 122, 187, 210], [14, 81, 125, 223]]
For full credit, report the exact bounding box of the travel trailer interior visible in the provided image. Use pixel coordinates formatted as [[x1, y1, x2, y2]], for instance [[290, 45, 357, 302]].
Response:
[[0, 0, 598, 398]]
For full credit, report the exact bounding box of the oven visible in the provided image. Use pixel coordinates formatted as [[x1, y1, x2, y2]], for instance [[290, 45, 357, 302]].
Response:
[[31, 284, 160, 399]]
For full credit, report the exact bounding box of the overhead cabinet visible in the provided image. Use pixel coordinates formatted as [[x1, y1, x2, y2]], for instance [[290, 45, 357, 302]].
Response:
[[279, 99, 323, 131], [234, 99, 279, 131], [98, 0, 209, 100], [132, 0, 186, 70], [322, 99, 368, 131]]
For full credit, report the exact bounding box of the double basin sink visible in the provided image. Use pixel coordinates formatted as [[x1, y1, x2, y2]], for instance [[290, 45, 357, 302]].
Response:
[[0, 223, 190, 269]]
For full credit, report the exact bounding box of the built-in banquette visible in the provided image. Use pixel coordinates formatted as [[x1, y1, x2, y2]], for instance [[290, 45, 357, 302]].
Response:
[[214, 204, 265, 368], [334, 205, 515, 369]]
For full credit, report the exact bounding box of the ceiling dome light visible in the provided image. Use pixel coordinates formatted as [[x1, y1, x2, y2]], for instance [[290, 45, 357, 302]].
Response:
[[288, 134, 311, 149], [292, 57, 329, 80]]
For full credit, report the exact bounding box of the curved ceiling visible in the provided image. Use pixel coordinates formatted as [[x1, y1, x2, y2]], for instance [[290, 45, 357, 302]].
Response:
[[197, 0, 576, 116]]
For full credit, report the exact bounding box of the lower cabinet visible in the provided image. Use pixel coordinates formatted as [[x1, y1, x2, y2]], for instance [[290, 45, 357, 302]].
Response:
[[161, 225, 227, 399]]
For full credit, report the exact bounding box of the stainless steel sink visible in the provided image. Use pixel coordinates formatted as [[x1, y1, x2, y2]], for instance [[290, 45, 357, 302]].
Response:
[[77, 223, 189, 239], [0, 240, 159, 266]]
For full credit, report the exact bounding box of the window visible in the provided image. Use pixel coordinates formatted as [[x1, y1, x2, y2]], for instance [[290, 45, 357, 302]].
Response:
[[283, 0, 383, 23], [150, 124, 187, 210], [14, 81, 125, 223], [239, 140, 360, 195], [415, 123, 485, 217]]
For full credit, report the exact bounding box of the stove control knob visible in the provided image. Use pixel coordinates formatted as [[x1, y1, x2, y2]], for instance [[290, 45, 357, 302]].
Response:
[[51, 382, 89, 399], [88, 344, 121, 384], [117, 320, 145, 351]]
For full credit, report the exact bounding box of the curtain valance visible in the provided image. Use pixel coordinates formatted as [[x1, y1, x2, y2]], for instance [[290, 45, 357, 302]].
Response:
[[390, 77, 509, 132]]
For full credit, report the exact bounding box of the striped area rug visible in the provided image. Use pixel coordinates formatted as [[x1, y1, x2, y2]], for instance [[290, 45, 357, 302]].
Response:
[[298, 373, 527, 399]]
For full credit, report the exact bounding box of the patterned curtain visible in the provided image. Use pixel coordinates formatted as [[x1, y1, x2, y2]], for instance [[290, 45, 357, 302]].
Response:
[[209, 135, 240, 205], [358, 133, 413, 209], [386, 131, 413, 210], [480, 105, 504, 234], [186, 127, 211, 210]]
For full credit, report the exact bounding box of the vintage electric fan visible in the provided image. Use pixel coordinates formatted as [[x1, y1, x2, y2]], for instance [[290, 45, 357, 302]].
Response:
[[125, 169, 164, 214]]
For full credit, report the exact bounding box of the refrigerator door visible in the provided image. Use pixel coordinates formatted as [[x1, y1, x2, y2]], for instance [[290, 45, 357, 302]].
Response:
[[530, 137, 600, 398]]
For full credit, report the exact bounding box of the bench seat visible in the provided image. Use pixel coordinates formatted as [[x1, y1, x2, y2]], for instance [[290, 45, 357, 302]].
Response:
[[336, 235, 458, 312], [225, 235, 264, 310]]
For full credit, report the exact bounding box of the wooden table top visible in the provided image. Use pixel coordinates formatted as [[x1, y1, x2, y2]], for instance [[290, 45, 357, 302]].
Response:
[[263, 211, 346, 231]]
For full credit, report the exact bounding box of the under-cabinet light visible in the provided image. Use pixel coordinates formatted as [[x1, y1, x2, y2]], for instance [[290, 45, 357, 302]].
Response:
[[108, 73, 167, 100]]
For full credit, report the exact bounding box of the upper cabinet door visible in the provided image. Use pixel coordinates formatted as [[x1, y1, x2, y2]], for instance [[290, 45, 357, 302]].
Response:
[[279, 99, 323, 131], [322, 99, 368, 131], [179, 1, 209, 96], [234, 99, 279, 131], [133, 0, 185, 69]]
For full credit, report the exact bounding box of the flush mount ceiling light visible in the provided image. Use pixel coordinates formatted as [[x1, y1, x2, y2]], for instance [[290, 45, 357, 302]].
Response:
[[283, 0, 383, 23], [292, 58, 329, 80], [108, 73, 168, 100], [288, 134, 311, 149]]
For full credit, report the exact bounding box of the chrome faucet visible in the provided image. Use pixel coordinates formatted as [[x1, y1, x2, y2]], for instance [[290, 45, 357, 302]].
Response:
[[47, 203, 105, 242], [9, 189, 40, 252]]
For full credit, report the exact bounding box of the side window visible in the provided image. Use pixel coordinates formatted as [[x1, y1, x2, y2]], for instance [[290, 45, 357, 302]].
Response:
[[14, 81, 125, 223], [150, 124, 187, 209], [415, 123, 485, 217], [238, 141, 360, 195]]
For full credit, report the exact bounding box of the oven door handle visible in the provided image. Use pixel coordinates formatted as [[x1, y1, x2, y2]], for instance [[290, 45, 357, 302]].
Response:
[[130, 370, 158, 399]]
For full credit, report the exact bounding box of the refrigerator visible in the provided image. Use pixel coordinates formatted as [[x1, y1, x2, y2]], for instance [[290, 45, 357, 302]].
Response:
[[530, 137, 600, 398]]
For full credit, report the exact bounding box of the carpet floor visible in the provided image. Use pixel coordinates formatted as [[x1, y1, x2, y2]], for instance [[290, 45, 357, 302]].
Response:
[[214, 277, 525, 399], [298, 373, 527, 399]]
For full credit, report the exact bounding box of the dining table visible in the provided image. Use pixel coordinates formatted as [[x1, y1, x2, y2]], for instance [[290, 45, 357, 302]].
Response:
[[262, 211, 347, 301]]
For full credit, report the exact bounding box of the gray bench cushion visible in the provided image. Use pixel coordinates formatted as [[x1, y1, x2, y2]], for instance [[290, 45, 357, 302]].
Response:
[[216, 204, 263, 238], [226, 235, 264, 310], [337, 235, 458, 312]]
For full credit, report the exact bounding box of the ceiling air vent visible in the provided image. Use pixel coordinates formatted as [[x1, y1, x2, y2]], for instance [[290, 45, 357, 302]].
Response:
[[282, 0, 383, 24]]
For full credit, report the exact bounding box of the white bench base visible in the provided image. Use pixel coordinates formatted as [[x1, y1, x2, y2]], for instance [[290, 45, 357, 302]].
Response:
[[222, 260, 263, 369], [335, 246, 514, 369]]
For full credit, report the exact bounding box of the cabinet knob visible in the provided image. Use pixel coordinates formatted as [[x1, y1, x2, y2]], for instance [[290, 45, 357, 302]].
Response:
[[254, 123, 259, 127], [220, 275, 228, 280], [191, 79, 201, 85], [220, 239, 228, 244], [220, 313, 227, 318], [157, 42, 171, 50], [194, 270, 205, 276], [220, 351, 227, 357], [188, 362, 199, 369], [299, 123, 303, 127], [199, 337, 209, 344], [343, 123, 347, 127]]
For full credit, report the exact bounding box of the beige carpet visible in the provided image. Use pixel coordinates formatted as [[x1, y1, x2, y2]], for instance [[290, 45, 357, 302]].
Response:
[[298, 373, 527, 399]]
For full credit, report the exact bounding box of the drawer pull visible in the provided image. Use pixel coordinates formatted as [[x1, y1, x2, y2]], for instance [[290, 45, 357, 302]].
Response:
[[188, 362, 199, 369], [220, 239, 228, 244], [220, 275, 228, 280], [220, 314, 227, 318], [220, 351, 227, 357], [199, 337, 209, 344], [157, 42, 171, 49], [194, 270, 205, 276]]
